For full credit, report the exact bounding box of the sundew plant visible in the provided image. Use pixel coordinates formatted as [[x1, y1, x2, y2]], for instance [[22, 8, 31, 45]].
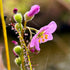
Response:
[[9, 5, 57, 70]]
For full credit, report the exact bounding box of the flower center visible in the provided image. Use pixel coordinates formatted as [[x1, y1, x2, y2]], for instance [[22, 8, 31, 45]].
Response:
[[38, 32, 44, 37], [45, 34, 48, 39], [38, 34, 48, 43]]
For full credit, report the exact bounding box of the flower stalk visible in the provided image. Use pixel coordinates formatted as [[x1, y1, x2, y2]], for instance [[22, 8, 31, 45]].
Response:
[[28, 27, 39, 33], [22, 20, 32, 70], [24, 21, 27, 28], [19, 33, 25, 70], [18, 32, 32, 70]]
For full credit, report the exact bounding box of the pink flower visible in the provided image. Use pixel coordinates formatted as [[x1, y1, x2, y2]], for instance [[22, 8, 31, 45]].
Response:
[[29, 21, 57, 53], [27, 5, 40, 17], [12, 40, 18, 45]]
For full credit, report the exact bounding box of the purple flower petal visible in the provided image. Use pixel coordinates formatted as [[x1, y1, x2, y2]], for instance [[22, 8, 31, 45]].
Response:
[[30, 36, 40, 52], [34, 39, 40, 51], [45, 21, 57, 33], [38, 21, 57, 34], [31, 5, 40, 14], [27, 5, 40, 17], [30, 36, 35, 48]]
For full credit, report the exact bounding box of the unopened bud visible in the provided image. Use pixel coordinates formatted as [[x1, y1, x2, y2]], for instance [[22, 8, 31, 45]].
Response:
[[15, 57, 21, 66], [13, 45, 21, 55], [24, 12, 34, 22], [13, 8, 18, 14], [15, 23, 23, 31], [24, 5, 40, 22], [14, 13, 22, 23]]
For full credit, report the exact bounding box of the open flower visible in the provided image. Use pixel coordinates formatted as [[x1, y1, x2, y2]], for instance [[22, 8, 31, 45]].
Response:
[[29, 21, 57, 53]]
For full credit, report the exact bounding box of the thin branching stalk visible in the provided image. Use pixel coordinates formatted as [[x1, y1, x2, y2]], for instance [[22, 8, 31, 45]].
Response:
[[20, 35, 32, 70], [26, 27, 32, 40], [18, 29, 32, 70], [19, 33, 25, 70], [22, 21, 33, 70], [28, 27, 39, 32]]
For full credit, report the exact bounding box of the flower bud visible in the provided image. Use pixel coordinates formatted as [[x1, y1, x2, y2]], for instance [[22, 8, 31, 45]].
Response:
[[14, 13, 22, 23], [13, 45, 21, 56], [15, 23, 23, 31], [15, 57, 21, 66], [24, 12, 34, 21], [24, 5, 40, 21], [27, 5, 40, 17], [12, 40, 18, 45], [13, 8, 18, 14]]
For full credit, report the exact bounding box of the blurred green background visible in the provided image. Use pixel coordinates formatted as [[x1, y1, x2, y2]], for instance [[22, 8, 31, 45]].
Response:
[[0, 0, 70, 70]]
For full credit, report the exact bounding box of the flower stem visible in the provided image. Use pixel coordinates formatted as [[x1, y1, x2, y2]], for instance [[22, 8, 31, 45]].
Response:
[[20, 17, 32, 70], [28, 27, 39, 33], [21, 48, 25, 70], [19, 33, 25, 70], [22, 37, 32, 70], [19, 32, 32, 70], [24, 21, 27, 28], [24, 21, 32, 70], [26, 27, 32, 40]]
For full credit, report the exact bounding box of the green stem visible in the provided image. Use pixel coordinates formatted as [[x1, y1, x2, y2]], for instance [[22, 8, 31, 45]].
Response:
[[26, 27, 32, 40], [19, 33, 32, 70], [23, 20, 32, 70], [19, 33, 25, 70], [28, 27, 39, 33], [22, 38, 32, 70], [24, 21, 27, 28]]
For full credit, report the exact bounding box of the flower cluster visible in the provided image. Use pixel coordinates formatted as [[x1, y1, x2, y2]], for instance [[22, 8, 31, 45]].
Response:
[[10, 5, 57, 70]]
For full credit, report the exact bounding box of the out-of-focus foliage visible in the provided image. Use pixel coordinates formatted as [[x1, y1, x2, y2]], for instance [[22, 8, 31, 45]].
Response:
[[65, 0, 70, 2], [4, 0, 32, 15]]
